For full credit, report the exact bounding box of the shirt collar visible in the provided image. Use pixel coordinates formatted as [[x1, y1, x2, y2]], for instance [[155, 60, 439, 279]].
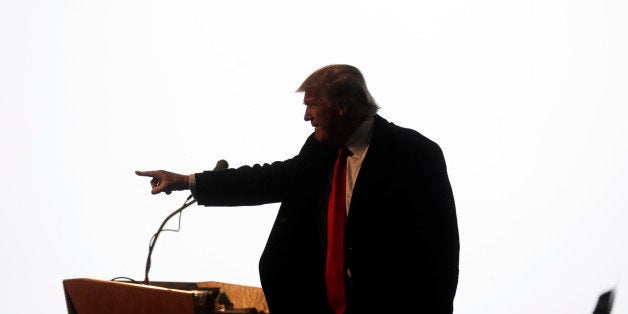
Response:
[[345, 116, 374, 158]]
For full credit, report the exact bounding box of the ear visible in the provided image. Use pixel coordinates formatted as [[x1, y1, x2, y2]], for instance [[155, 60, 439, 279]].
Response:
[[337, 98, 349, 117]]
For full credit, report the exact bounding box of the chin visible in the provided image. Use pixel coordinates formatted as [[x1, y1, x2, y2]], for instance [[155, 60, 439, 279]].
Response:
[[314, 133, 330, 145], [314, 134, 326, 143]]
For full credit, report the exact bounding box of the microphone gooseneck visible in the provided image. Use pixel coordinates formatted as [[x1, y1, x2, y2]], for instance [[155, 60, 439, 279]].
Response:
[[143, 159, 229, 285]]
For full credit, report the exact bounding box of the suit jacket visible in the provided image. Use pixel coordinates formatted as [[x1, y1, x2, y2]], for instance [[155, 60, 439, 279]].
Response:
[[194, 115, 459, 313]]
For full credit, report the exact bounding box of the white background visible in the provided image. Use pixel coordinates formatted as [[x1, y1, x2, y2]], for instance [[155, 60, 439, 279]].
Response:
[[1, 0, 627, 313]]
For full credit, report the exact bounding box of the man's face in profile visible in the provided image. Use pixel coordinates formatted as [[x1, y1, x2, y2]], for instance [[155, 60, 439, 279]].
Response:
[[303, 94, 342, 145]]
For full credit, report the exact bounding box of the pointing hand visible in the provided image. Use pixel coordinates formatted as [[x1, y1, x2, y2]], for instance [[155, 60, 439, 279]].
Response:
[[135, 170, 190, 195]]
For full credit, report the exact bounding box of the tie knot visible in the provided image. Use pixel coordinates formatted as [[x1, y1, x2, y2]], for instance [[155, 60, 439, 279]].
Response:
[[338, 146, 351, 159]]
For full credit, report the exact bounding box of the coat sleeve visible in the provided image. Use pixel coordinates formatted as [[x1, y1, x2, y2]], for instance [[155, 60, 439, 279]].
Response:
[[389, 138, 459, 313], [193, 158, 299, 207], [381, 125, 459, 313], [421, 142, 459, 313], [192, 133, 331, 207]]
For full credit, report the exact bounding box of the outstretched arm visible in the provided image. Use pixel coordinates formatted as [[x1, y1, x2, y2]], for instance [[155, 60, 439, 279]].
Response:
[[135, 170, 190, 195]]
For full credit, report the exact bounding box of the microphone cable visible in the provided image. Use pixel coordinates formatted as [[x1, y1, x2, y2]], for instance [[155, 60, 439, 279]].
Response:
[[143, 194, 197, 284]]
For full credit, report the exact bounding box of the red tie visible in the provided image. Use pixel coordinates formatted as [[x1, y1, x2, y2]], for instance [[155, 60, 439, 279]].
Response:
[[326, 147, 350, 314]]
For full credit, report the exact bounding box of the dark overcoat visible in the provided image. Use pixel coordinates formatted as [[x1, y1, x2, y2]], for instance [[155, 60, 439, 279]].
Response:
[[194, 115, 459, 313]]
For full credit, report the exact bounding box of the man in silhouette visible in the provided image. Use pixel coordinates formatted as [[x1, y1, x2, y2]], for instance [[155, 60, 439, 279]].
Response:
[[137, 64, 459, 313]]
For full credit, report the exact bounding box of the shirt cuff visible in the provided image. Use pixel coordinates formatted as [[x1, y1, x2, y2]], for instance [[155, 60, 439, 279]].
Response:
[[189, 173, 197, 197]]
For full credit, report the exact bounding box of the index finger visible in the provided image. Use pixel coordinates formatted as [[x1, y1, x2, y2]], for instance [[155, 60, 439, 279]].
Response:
[[135, 170, 158, 177]]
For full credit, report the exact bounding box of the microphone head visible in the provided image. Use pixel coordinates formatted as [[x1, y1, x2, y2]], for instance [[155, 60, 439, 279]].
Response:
[[214, 159, 229, 171]]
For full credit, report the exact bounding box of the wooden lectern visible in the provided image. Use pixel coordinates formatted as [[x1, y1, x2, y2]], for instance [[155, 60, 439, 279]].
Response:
[[63, 278, 268, 314]]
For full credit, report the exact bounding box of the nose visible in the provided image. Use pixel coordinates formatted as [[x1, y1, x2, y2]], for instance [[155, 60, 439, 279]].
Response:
[[304, 106, 312, 121]]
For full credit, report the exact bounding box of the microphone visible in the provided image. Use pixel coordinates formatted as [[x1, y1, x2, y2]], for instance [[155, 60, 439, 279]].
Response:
[[214, 159, 229, 171], [143, 159, 229, 285]]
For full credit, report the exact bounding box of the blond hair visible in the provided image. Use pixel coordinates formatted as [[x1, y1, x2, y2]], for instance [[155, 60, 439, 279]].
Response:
[[297, 64, 379, 117]]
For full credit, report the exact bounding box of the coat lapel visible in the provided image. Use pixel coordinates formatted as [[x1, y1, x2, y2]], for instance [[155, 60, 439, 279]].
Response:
[[347, 115, 392, 223]]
